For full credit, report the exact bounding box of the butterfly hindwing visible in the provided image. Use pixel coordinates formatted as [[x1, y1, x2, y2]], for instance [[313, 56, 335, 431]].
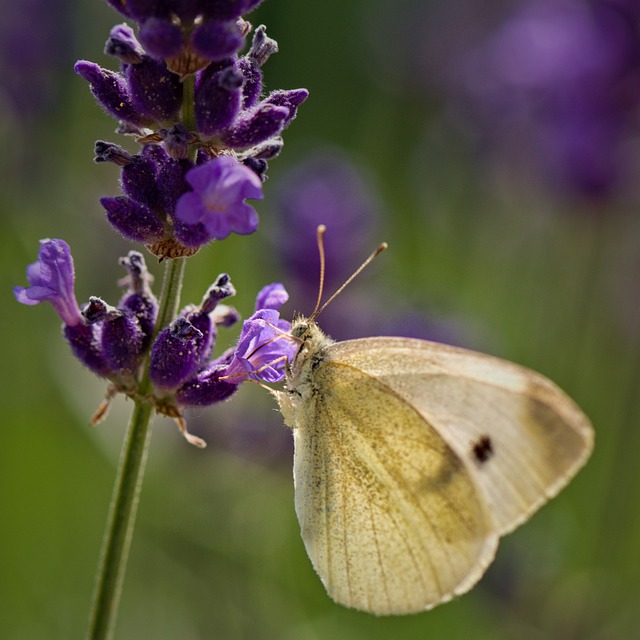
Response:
[[292, 356, 499, 614]]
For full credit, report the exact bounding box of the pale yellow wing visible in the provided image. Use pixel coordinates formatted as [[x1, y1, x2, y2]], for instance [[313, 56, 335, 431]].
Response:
[[291, 361, 499, 615], [327, 337, 594, 536]]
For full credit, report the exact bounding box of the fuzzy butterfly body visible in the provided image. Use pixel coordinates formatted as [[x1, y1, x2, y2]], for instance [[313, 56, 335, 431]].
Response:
[[274, 318, 593, 615]]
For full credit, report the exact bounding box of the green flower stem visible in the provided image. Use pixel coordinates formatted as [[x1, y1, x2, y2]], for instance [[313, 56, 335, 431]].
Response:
[[87, 257, 186, 640], [182, 74, 196, 134]]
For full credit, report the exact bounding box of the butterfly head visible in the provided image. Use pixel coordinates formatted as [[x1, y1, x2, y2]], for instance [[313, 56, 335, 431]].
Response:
[[289, 316, 315, 341]]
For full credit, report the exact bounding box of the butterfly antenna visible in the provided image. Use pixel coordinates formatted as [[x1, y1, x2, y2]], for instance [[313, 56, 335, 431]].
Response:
[[310, 234, 388, 321], [311, 224, 327, 317]]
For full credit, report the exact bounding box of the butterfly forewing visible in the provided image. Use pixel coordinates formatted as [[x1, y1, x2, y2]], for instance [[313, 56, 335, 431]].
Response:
[[291, 359, 499, 615], [327, 337, 594, 535]]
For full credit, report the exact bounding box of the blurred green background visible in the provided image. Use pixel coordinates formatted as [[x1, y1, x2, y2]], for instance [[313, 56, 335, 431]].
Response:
[[2, 0, 639, 638]]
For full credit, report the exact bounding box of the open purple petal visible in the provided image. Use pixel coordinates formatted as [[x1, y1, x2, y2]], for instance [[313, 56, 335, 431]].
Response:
[[174, 156, 263, 244], [254, 282, 288, 311], [14, 239, 83, 327]]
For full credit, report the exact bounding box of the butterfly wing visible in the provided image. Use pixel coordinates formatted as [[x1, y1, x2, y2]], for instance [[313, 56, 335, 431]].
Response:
[[290, 355, 500, 615], [326, 337, 594, 536]]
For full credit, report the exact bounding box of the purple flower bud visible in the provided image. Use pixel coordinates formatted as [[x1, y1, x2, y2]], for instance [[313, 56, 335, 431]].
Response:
[[191, 19, 245, 62], [184, 273, 236, 367], [248, 25, 278, 66], [124, 57, 183, 123], [195, 62, 244, 137], [100, 196, 166, 243], [141, 141, 170, 166], [138, 17, 184, 60], [174, 156, 263, 245], [199, 273, 236, 313], [176, 364, 239, 406], [157, 157, 193, 214], [237, 57, 262, 110], [221, 103, 290, 149], [105, 23, 145, 64], [120, 153, 164, 210], [75, 60, 148, 127], [264, 88, 309, 126], [82, 297, 144, 374], [63, 323, 113, 378], [94, 141, 134, 166], [238, 27, 277, 109], [118, 251, 157, 348], [150, 316, 204, 390], [14, 239, 84, 327]]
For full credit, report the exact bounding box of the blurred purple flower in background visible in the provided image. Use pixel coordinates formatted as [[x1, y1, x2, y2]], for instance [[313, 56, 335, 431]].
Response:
[[0, 0, 70, 121], [457, 0, 640, 201], [273, 150, 380, 296], [272, 149, 467, 345], [366, 0, 640, 203]]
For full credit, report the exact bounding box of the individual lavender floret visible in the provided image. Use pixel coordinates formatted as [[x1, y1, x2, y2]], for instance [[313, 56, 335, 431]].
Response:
[[175, 362, 239, 407], [238, 24, 279, 109], [82, 296, 145, 375], [185, 273, 237, 367], [14, 239, 111, 377], [100, 195, 166, 243], [105, 23, 145, 64], [118, 251, 157, 348], [194, 60, 244, 137], [223, 283, 295, 384], [76, 36, 183, 131], [149, 317, 205, 391], [173, 155, 263, 246], [75, 60, 150, 128], [123, 56, 183, 123]]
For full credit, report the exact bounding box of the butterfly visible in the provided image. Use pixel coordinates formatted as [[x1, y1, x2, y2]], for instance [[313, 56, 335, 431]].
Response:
[[270, 228, 594, 615]]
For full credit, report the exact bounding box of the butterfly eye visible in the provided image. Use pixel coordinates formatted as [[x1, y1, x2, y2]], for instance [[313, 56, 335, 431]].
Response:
[[290, 322, 309, 340]]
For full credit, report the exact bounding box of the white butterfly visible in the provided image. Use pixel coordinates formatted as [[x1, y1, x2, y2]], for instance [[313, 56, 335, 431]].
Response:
[[271, 230, 594, 615]]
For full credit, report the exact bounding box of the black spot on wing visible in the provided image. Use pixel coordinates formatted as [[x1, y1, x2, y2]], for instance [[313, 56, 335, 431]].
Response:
[[472, 435, 494, 465]]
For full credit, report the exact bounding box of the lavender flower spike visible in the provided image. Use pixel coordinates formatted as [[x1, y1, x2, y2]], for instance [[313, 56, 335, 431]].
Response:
[[14, 238, 83, 327], [174, 155, 263, 246]]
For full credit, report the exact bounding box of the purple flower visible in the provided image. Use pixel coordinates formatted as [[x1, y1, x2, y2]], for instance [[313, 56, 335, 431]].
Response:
[[224, 283, 295, 383], [176, 364, 239, 406], [456, 0, 640, 200], [82, 297, 145, 375], [273, 150, 380, 295], [14, 239, 114, 377], [174, 156, 263, 245], [150, 316, 205, 390], [118, 251, 158, 348], [14, 239, 84, 327]]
